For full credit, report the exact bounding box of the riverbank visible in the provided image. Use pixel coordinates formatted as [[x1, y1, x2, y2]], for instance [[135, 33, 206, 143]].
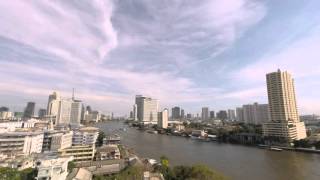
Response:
[[96, 121, 320, 180]]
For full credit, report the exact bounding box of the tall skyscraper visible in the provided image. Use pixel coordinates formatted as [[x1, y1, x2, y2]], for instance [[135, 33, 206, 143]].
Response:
[[135, 95, 159, 124], [133, 104, 137, 121], [23, 102, 35, 118], [227, 109, 236, 121], [171, 107, 181, 119], [263, 70, 307, 142], [201, 107, 209, 120], [181, 109, 185, 119], [236, 107, 244, 122], [209, 111, 215, 119], [70, 100, 82, 126]]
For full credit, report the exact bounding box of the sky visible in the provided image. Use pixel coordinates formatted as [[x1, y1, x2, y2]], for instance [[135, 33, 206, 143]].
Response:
[[0, 0, 320, 116]]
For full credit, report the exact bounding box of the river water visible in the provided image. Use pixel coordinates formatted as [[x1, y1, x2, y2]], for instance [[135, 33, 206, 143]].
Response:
[[97, 121, 320, 180]]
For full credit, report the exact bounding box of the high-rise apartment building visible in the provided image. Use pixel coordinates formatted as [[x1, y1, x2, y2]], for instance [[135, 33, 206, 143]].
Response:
[[217, 110, 228, 120], [171, 107, 181, 119], [242, 103, 269, 124], [23, 102, 35, 118], [236, 107, 244, 122], [38, 109, 47, 118], [135, 95, 159, 124], [209, 111, 215, 119], [181, 109, 185, 119], [201, 107, 209, 120], [158, 109, 169, 129], [227, 109, 236, 121], [263, 70, 307, 142]]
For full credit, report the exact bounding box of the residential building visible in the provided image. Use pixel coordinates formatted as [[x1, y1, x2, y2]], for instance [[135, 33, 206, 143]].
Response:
[[227, 109, 236, 121], [59, 145, 95, 162], [23, 102, 35, 118], [72, 127, 99, 146], [236, 107, 244, 122], [158, 109, 168, 129], [95, 145, 120, 160], [209, 111, 215, 119], [171, 106, 181, 119], [201, 107, 209, 121], [0, 131, 43, 155], [135, 95, 159, 124], [217, 110, 227, 120], [263, 70, 307, 142], [242, 103, 269, 124], [133, 104, 137, 121], [181, 109, 185, 119]]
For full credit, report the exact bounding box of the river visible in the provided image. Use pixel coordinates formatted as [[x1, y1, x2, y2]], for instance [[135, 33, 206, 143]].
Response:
[[97, 121, 320, 180]]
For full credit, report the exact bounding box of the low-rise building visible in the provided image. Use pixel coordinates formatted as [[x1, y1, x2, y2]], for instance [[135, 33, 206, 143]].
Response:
[[0, 131, 43, 155], [42, 130, 73, 152], [36, 156, 73, 180], [59, 145, 95, 162], [96, 145, 120, 160]]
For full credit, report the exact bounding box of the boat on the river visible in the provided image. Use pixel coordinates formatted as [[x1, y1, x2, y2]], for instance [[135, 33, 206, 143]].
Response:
[[269, 147, 283, 151]]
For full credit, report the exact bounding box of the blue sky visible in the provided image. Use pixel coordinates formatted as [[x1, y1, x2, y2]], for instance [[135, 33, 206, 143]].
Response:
[[0, 0, 320, 115]]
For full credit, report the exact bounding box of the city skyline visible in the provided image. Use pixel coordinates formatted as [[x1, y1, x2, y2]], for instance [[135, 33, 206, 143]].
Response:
[[1, 1, 320, 115]]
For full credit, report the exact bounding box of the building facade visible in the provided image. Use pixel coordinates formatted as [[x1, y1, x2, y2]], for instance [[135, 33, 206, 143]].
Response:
[[201, 107, 209, 121], [158, 109, 169, 129], [135, 95, 159, 124], [263, 70, 307, 142]]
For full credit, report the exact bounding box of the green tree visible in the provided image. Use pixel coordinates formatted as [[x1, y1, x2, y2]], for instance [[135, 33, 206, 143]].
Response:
[[97, 131, 105, 147], [68, 161, 76, 172]]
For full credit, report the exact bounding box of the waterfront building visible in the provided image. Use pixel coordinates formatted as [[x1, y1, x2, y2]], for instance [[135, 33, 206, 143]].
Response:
[[135, 95, 159, 124], [263, 70, 307, 142], [236, 107, 244, 122], [72, 127, 99, 146], [96, 145, 120, 160], [210, 111, 215, 119], [217, 110, 228, 120], [36, 155, 73, 180], [38, 109, 47, 118], [23, 102, 35, 118], [171, 106, 181, 119], [0, 131, 43, 155], [0, 111, 13, 120], [59, 145, 95, 162], [227, 109, 236, 121], [201, 107, 209, 121], [158, 109, 169, 129]]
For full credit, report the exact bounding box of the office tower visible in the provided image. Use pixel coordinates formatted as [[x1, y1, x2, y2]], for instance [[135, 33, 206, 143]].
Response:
[[135, 95, 159, 124], [47, 92, 61, 116], [57, 99, 72, 125], [70, 100, 82, 126], [227, 109, 236, 121], [38, 109, 47, 118], [158, 109, 169, 129], [201, 107, 209, 120], [23, 102, 35, 118], [217, 110, 227, 120], [86, 106, 92, 114], [172, 107, 181, 119], [243, 105, 255, 124], [210, 111, 215, 119], [236, 107, 244, 122], [0, 107, 9, 112], [181, 109, 185, 119], [263, 70, 307, 142]]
